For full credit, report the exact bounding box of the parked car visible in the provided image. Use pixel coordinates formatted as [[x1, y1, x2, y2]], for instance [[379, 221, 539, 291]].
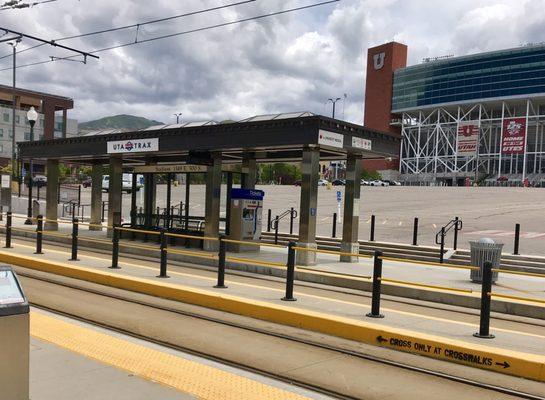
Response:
[[102, 174, 141, 194], [383, 180, 401, 186], [370, 180, 389, 187], [294, 180, 301, 186], [332, 179, 345, 186], [82, 178, 92, 188], [318, 179, 329, 186], [360, 179, 369, 186], [32, 175, 47, 187], [497, 176, 508, 182]]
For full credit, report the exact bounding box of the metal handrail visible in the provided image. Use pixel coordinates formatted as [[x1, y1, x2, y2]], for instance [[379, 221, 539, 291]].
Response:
[[435, 218, 462, 245], [270, 208, 298, 230]]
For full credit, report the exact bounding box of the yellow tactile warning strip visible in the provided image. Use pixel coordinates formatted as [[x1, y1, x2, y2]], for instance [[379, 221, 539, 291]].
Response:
[[5, 250, 545, 383], [30, 312, 309, 400]]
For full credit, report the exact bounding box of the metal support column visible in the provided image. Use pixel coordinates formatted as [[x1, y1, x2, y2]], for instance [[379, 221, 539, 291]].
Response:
[[89, 163, 103, 231], [44, 159, 59, 231], [130, 173, 137, 228], [107, 156, 122, 237], [165, 172, 172, 229], [225, 172, 233, 236], [184, 173, 190, 230], [241, 155, 257, 189], [296, 146, 320, 266], [203, 153, 222, 251], [340, 153, 362, 262]]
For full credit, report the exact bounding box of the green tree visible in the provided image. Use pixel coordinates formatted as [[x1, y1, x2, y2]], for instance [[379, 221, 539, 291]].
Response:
[[259, 163, 301, 185], [361, 169, 382, 181]]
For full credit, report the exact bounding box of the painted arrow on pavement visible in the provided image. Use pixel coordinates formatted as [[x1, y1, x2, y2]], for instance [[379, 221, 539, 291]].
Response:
[[377, 335, 388, 343]]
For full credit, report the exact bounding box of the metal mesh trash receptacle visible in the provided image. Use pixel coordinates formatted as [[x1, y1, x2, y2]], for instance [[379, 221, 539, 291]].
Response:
[[470, 238, 503, 283]]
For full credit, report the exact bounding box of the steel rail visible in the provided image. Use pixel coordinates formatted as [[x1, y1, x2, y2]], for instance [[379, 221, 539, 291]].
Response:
[[21, 274, 545, 400], [226, 256, 286, 269], [221, 238, 287, 249], [117, 242, 160, 252], [381, 256, 480, 271], [165, 232, 219, 241], [166, 248, 217, 260], [379, 277, 473, 294], [292, 246, 372, 259], [490, 292, 545, 305], [492, 268, 545, 279], [115, 227, 160, 235]]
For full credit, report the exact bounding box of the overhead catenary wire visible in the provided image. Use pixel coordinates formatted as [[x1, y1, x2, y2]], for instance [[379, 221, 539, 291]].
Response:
[[0, 0, 258, 61], [0, 0, 340, 72]]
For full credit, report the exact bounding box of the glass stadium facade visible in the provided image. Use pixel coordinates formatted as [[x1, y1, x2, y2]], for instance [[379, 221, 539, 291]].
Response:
[[392, 45, 545, 112], [395, 44, 545, 186]]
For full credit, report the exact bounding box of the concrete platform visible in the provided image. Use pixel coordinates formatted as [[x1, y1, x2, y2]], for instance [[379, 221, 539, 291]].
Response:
[[2, 240, 545, 382], [6, 213, 545, 318], [30, 308, 327, 400]]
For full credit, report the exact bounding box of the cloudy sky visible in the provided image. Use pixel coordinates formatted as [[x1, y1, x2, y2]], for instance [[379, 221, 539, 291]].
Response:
[[0, 0, 543, 125]]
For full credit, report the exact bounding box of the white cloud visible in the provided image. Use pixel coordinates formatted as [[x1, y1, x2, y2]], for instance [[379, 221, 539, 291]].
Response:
[[0, 0, 543, 126]]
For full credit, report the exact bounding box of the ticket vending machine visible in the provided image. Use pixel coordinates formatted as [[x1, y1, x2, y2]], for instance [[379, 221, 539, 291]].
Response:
[[0, 266, 29, 400], [228, 189, 264, 252]]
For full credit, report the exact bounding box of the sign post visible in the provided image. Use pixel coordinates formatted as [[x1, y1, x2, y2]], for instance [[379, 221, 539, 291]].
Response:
[[336, 190, 342, 218]]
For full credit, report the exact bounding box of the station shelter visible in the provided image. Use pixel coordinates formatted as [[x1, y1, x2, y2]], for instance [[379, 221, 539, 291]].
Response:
[[18, 112, 399, 265]]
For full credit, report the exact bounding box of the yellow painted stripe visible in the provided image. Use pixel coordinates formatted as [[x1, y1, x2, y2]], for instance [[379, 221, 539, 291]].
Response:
[[4, 250, 545, 382], [11, 242, 545, 340], [30, 312, 308, 400]]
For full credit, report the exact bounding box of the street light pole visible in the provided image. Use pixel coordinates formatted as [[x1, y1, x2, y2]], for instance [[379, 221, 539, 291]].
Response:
[[9, 38, 21, 212], [174, 113, 182, 124], [24, 107, 37, 225], [328, 97, 342, 119]]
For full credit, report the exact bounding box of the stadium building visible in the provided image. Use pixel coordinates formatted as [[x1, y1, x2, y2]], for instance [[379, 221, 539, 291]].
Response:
[[364, 42, 545, 186]]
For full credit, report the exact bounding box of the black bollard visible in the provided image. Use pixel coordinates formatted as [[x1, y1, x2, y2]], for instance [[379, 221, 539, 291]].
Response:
[[267, 209, 272, 233], [157, 229, 169, 278], [366, 250, 384, 318], [439, 227, 445, 263], [370, 215, 376, 241], [412, 217, 419, 246], [332, 212, 337, 238], [453, 216, 459, 250], [513, 223, 520, 255], [69, 217, 79, 261], [473, 261, 495, 339], [274, 216, 279, 245], [35, 215, 43, 255], [214, 235, 228, 289], [109, 225, 120, 269], [281, 241, 297, 301], [4, 211, 12, 248], [289, 207, 295, 235]]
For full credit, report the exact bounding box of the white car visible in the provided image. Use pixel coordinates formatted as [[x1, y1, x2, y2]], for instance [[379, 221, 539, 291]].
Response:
[[360, 179, 369, 186], [370, 180, 389, 187], [102, 174, 141, 193], [318, 179, 329, 186]]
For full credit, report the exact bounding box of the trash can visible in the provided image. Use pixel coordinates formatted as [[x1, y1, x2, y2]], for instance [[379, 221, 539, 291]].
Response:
[[469, 238, 503, 283], [0, 266, 29, 400], [32, 200, 40, 221]]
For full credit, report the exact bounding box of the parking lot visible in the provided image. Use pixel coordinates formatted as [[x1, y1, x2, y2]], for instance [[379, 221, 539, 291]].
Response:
[[74, 185, 545, 255]]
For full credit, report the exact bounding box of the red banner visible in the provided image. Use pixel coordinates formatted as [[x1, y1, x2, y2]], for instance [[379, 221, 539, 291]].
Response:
[[457, 122, 479, 156], [501, 118, 526, 154]]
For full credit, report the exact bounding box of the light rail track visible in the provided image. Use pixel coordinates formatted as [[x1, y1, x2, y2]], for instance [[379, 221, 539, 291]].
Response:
[[11, 235, 545, 330], [21, 271, 545, 400]]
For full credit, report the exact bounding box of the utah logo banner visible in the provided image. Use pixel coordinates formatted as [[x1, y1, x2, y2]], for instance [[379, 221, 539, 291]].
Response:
[[457, 122, 479, 156], [501, 118, 526, 154]]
